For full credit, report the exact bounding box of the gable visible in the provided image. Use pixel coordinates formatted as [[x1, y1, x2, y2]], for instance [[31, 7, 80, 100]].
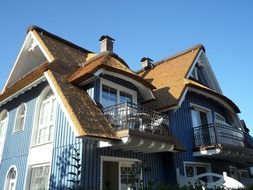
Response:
[[187, 50, 222, 94], [3, 31, 50, 91]]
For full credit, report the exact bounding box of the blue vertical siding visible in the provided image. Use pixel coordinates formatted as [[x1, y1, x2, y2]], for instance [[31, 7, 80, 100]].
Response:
[[50, 106, 83, 190], [169, 91, 232, 175], [0, 82, 47, 190], [50, 105, 172, 189]]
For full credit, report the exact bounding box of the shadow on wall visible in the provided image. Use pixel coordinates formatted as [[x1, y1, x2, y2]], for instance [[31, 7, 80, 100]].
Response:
[[49, 145, 82, 190]]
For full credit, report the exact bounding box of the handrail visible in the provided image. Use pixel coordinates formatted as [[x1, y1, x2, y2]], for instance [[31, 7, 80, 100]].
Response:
[[103, 102, 170, 136], [193, 123, 245, 148], [244, 132, 253, 149]]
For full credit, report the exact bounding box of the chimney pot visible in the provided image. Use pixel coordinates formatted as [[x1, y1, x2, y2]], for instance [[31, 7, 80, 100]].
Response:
[[99, 35, 115, 52], [141, 57, 154, 69]]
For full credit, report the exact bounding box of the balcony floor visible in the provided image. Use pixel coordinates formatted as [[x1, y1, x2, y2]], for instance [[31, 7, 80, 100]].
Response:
[[193, 144, 253, 163], [98, 128, 184, 153]]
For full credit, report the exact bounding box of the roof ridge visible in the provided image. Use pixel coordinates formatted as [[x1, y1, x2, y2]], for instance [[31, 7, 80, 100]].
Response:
[[27, 25, 93, 54], [136, 44, 205, 73]]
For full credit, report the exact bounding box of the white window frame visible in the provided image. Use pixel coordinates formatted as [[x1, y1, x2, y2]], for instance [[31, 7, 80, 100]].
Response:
[[4, 165, 17, 190], [100, 78, 137, 107], [29, 163, 50, 190], [214, 112, 230, 126], [183, 161, 211, 177], [0, 110, 8, 162], [100, 156, 141, 190], [14, 103, 27, 133], [36, 94, 56, 145], [31, 86, 56, 146], [190, 103, 212, 127]]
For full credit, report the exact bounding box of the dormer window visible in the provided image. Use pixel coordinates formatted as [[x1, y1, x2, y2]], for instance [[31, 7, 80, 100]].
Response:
[[14, 103, 26, 133], [100, 78, 137, 108]]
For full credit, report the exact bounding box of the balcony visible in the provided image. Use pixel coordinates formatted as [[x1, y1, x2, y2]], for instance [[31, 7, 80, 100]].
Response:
[[100, 102, 183, 153], [193, 123, 253, 162], [103, 102, 170, 136], [244, 132, 253, 149], [193, 123, 244, 148]]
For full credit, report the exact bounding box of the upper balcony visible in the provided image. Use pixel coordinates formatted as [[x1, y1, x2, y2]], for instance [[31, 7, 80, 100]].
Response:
[[100, 102, 184, 153], [193, 123, 253, 162], [103, 102, 170, 136]]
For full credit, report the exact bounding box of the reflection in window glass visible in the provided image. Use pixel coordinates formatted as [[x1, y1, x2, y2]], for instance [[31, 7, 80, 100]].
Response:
[[101, 85, 117, 107], [14, 103, 26, 132], [30, 165, 49, 190], [120, 92, 132, 104]]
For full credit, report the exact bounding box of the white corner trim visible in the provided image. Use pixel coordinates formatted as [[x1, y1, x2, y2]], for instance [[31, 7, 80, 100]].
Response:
[[0, 76, 46, 107], [30, 32, 53, 63], [44, 72, 80, 137]]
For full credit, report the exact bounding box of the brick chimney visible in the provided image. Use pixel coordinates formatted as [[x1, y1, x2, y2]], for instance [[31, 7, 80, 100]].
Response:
[[140, 57, 154, 69], [99, 35, 115, 52]]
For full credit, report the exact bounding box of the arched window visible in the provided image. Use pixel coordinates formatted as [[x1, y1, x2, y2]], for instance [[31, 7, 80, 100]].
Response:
[[0, 110, 8, 160], [14, 103, 26, 133], [5, 167, 17, 190], [35, 89, 56, 145]]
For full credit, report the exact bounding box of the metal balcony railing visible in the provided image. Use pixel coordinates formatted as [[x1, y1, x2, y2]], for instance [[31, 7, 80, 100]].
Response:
[[244, 132, 253, 149], [102, 102, 170, 136], [193, 123, 245, 148]]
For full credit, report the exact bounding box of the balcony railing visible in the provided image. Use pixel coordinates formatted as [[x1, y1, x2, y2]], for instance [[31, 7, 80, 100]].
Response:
[[102, 102, 170, 136], [244, 132, 253, 149], [193, 123, 245, 148]]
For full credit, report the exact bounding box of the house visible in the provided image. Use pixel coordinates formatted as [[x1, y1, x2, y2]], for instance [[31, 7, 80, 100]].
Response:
[[0, 25, 252, 190], [138, 45, 253, 186]]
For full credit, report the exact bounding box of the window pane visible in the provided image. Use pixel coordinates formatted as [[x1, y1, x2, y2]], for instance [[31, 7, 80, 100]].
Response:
[[30, 166, 49, 190], [120, 92, 132, 104], [101, 85, 117, 107], [185, 166, 194, 177], [36, 94, 56, 145]]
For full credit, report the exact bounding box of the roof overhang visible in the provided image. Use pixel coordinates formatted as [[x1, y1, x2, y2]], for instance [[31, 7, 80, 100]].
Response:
[[0, 62, 49, 107], [98, 129, 184, 153], [187, 85, 240, 113]]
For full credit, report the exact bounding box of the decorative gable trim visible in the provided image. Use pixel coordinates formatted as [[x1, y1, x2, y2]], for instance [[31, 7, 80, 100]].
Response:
[[2, 31, 53, 92]]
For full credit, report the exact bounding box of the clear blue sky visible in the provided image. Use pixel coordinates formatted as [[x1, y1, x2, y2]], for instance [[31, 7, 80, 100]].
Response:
[[0, 1, 252, 132]]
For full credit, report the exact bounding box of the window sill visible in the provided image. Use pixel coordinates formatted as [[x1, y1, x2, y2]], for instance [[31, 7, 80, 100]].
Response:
[[31, 141, 52, 148], [13, 129, 24, 134]]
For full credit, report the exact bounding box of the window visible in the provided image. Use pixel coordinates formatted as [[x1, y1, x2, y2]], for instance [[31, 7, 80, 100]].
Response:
[[102, 85, 117, 107], [191, 104, 212, 127], [0, 110, 8, 161], [184, 162, 211, 182], [35, 90, 56, 145], [14, 103, 26, 133], [5, 167, 17, 190], [215, 113, 227, 125], [30, 165, 50, 190], [100, 79, 137, 108]]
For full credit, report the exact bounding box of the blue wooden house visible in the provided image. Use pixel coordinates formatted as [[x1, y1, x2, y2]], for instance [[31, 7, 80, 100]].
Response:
[[0, 26, 252, 190]]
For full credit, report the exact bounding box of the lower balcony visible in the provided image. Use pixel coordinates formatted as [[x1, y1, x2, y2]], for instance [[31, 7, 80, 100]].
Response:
[[193, 123, 253, 162], [99, 102, 184, 153]]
